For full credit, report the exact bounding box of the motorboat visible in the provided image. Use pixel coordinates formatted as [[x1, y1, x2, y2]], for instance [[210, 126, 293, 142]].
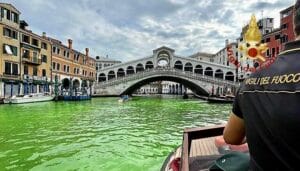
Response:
[[118, 95, 129, 103], [4, 93, 54, 104]]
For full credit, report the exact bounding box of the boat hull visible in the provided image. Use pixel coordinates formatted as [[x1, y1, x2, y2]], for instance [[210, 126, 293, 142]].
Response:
[[4, 96, 54, 104], [207, 97, 234, 103]]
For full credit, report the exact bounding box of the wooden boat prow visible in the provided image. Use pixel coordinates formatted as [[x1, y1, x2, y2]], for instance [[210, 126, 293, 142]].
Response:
[[161, 125, 248, 171]]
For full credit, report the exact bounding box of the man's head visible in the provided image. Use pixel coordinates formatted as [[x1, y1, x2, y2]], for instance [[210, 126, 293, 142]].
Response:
[[295, 0, 300, 39]]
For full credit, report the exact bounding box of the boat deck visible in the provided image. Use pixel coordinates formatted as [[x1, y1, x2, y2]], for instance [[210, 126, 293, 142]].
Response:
[[190, 137, 219, 157]]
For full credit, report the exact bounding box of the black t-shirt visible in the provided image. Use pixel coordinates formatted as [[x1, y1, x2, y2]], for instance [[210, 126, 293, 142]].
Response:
[[232, 40, 300, 171]]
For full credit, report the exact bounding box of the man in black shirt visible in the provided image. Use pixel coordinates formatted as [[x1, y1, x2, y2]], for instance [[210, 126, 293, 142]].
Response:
[[223, 1, 300, 170]]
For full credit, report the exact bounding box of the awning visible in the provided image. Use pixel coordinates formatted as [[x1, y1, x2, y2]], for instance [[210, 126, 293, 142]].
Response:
[[5, 45, 13, 55]]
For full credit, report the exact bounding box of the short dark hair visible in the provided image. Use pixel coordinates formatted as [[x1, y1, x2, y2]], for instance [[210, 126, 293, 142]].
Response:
[[294, 0, 300, 36]]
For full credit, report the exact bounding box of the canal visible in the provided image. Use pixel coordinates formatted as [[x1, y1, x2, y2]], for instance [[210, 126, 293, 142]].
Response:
[[0, 96, 231, 171]]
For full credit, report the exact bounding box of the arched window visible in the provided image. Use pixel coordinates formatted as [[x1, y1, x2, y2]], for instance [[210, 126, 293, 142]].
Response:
[[225, 71, 234, 81], [136, 63, 144, 73], [98, 73, 106, 82], [184, 62, 193, 72], [194, 65, 203, 74], [214, 69, 224, 79], [117, 68, 125, 77], [145, 61, 154, 69], [204, 67, 213, 76], [108, 71, 116, 80], [174, 61, 183, 70], [126, 66, 135, 75]]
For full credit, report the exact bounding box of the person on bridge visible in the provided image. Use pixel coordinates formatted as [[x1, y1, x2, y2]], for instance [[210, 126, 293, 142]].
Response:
[[223, 1, 300, 170]]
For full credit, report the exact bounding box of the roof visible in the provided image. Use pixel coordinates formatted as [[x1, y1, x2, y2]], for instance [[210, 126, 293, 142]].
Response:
[[188, 52, 215, 58], [153, 46, 175, 54], [280, 5, 294, 14], [96, 56, 121, 62], [47, 36, 84, 55], [0, 3, 21, 14], [19, 27, 51, 43], [262, 28, 281, 38]]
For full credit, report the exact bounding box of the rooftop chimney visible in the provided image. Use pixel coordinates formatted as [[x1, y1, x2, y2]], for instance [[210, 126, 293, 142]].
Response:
[[225, 39, 229, 47], [85, 48, 89, 57], [42, 32, 46, 38], [68, 39, 73, 49]]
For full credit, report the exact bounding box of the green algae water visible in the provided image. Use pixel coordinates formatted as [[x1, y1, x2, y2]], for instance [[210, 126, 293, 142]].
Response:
[[0, 96, 231, 171]]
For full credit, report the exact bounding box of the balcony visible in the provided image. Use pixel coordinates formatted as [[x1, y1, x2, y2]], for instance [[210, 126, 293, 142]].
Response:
[[22, 56, 41, 65], [2, 73, 20, 79], [23, 75, 48, 82], [33, 76, 47, 81], [23, 74, 33, 80]]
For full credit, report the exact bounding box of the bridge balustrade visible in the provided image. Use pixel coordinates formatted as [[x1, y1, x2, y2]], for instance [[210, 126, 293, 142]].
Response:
[[95, 68, 239, 89]]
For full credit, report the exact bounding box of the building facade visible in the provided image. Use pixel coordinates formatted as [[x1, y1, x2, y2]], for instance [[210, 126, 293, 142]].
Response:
[[0, 3, 21, 97], [49, 38, 96, 96], [280, 6, 295, 47], [0, 3, 97, 98], [262, 28, 281, 59], [188, 52, 215, 63], [19, 25, 52, 95], [95, 56, 121, 70]]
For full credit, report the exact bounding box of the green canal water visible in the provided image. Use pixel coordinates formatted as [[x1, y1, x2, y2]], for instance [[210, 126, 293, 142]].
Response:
[[0, 96, 231, 171]]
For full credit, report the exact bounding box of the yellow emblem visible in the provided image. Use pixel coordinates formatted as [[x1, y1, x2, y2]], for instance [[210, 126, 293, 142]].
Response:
[[239, 14, 268, 62]]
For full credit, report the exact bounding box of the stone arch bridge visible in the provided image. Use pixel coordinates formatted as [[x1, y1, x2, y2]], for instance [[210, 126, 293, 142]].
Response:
[[94, 46, 239, 96]]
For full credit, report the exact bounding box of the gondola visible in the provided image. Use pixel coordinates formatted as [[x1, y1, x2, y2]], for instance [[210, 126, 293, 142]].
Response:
[[207, 96, 234, 104]]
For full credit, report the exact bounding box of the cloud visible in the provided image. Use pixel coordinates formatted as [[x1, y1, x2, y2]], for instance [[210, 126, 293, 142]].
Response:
[[4, 0, 295, 62]]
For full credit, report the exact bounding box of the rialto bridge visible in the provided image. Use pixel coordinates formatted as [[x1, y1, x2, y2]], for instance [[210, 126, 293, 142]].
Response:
[[94, 46, 239, 96]]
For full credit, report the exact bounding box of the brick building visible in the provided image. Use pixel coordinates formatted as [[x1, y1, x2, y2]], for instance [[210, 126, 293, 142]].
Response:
[[262, 28, 281, 58], [261, 6, 295, 60], [280, 6, 295, 48]]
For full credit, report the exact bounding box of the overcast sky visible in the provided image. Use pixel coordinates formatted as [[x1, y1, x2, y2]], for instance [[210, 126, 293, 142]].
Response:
[[5, 0, 295, 61]]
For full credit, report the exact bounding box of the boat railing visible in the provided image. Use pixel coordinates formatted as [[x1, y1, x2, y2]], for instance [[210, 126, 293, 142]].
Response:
[[181, 125, 225, 171]]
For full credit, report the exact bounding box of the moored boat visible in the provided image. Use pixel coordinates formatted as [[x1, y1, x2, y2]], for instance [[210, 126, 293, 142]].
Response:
[[0, 98, 4, 104], [161, 125, 248, 171], [4, 93, 54, 104]]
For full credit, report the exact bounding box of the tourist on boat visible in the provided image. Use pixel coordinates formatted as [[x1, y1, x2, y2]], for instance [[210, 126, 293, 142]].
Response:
[[224, 1, 300, 170]]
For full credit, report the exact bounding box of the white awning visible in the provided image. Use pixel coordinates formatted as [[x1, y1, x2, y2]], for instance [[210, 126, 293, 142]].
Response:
[[5, 45, 13, 55]]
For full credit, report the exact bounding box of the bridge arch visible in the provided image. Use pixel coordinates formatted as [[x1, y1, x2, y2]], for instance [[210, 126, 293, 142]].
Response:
[[174, 60, 183, 70], [120, 75, 209, 96], [108, 70, 116, 80], [145, 61, 154, 69], [204, 67, 213, 77], [136, 63, 144, 73], [98, 73, 106, 82], [184, 62, 193, 72], [126, 66, 135, 75], [225, 71, 234, 81], [194, 65, 203, 74], [214, 69, 224, 79]]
